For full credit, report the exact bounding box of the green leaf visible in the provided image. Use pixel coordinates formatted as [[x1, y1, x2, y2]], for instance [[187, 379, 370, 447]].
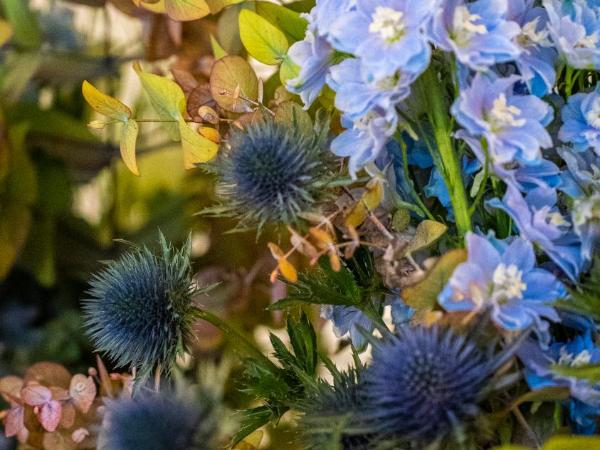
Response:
[[279, 54, 300, 85], [210, 34, 228, 59], [178, 119, 218, 168], [287, 313, 318, 376], [231, 407, 273, 445], [552, 363, 600, 383], [209, 55, 259, 113], [544, 436, 600, 450], [0, 0, 41, 49], [134, 62, 185, 139], [0, 52, 42, 103], [557, 256, 600, 321], [255, 1, 308, 42], [205, 0, 244, 14], [239, 9, 289, 65]]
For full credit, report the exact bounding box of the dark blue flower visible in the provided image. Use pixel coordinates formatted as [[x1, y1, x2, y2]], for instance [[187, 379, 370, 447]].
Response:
[[218, 117, 332, 226], [104, 391, 219, 450], [83, 234, 197, 383], [360, 326, 512, 444]]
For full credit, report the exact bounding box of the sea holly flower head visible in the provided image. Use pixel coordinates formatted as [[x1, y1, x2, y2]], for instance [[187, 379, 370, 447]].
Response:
[[430, 0, 521, 71], [451, 74, 553, 165], [438, 232, 564, 339], [327, 58, 414, 120], [83, 234, 198, 384], [487, 186, 584, 281], [560, 86, 600, 154], [507, 0, 557, 96], [329, 0, 434, 78], [331, 108, 398, 177], [360, 326, 516, 444], [544, 0, 600, 69]]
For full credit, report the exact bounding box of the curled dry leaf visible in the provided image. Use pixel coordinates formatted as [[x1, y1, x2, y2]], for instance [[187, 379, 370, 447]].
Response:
[[39, 400, 62, 432], [24, 362, 71, 389], [4, 405, 24, 437], [72, 428, 90, 444], [21, 384, 52, 407], [288, 227, 318, 260], [69, 375, 96, 414], [0, 376, 23, 400]]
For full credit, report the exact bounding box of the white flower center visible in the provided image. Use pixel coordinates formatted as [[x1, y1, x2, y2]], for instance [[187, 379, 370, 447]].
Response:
[[585, 98, 600, 129], [452, 5, 487, 47], [369, 7, 406, 43], [492, 263, 527, 300], [489, 94, 526, 130], [558, 347, 592, 367], [575, 31, 599, 49], [518, 18, 551, 47], [354, 111, 378, 131]]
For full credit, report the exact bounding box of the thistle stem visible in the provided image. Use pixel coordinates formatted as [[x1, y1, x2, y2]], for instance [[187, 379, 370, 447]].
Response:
[[422, 66, 472, 237]]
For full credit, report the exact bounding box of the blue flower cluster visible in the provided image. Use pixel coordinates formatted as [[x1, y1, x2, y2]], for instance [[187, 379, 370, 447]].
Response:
[[286, 0, 600, 438]]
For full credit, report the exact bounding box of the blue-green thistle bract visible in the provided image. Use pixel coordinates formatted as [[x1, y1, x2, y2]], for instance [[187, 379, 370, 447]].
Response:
[[104, 391, 218, 450], [298, 369, 373, 450], [83, 234, 197, 383], [216, 116, 333, 228], [360, 326, 509, 445]]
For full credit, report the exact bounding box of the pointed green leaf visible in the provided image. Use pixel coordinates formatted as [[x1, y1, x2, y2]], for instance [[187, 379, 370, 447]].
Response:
[[239, 9, 288, 65]]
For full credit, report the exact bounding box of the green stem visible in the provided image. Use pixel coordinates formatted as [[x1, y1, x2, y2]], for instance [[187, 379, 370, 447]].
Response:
[[422, 67, 472, 237], [468, 139, 490, 217], [565, 66, 574, 97]]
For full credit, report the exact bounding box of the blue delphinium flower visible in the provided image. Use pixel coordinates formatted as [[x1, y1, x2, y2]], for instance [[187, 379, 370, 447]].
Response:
[[451, 74, 553, 165], [544, 0, 600, 69], [327, 58, 414, 120], [331, 109, 398, 177], [310, 0, 356, 38], [424, 157, 480, 220], [518, 331, 600, 433], [488, 186, 584, 281], [507, 0, 557, 96], [83, 234, 198, 383], [560, 86, 600, 154], [287, 31, 334, 108], [559, 147, 600, 198], [217, 116, 333, 227], [321, 305, 376, 352], [104, 391, 220, 450], [329, 0, 434, 78], [360, 325, 515, 444], [430, 0, 521, 71], [438, 233, 564, 340]]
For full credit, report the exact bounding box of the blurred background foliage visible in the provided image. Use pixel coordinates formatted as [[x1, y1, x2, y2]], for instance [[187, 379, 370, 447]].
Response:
[[0, 1, 327, 447]]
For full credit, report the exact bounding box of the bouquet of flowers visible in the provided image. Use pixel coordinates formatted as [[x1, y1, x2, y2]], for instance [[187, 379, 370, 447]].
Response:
[[3, 0, 600, 448]]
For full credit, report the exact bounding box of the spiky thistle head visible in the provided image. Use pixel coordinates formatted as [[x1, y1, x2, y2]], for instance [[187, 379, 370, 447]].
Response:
[[359, 325, 508, 445], [296, 369, 373, 450], [104, 389, 221, 450], [215, 115, 333, 229], [83, 234, 198, 383]]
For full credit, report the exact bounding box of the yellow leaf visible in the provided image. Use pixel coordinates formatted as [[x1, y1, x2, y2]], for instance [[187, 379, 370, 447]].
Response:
[[278, 258, 298, 283], [345, 179, 384, 228], [82, 80, 131, 122], [402, 249, 467, 311], [233, 430, 264, 449], [164, 0, 210, 21], [209, 56, 259, 113], [543, 436, 600, 450], [136, 0, 166, 13], [178, 119, 218, 169], [239, 10, 289, 65], [198, 126, 220, 143], [0, 20, 13, 47], [120, 120, 140, 176], [267, 242, 285, 259], [309, 227, 334, 248], [406, 220, 448, 255]]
